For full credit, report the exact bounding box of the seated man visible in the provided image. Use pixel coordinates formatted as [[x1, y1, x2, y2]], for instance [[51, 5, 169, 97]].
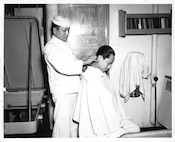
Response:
[[73, 45, 140, 137]]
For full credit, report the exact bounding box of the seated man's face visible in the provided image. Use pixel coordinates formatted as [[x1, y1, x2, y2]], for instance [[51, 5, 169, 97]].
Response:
[[97, 54, 115, 72]]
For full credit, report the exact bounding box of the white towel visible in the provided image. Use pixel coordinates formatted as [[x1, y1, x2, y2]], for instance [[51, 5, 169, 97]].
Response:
[[119, 52, 149, 102]]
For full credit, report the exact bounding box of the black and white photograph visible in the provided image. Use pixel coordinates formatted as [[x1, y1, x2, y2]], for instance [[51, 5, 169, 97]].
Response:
[[0, 1, 174, 141]]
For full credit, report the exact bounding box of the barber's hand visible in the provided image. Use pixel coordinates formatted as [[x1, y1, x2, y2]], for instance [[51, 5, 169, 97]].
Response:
[[83, 55, 97, 65]]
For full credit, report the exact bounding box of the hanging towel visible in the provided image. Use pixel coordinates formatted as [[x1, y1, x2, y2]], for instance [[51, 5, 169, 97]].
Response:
[[119, 52, 149, 103]]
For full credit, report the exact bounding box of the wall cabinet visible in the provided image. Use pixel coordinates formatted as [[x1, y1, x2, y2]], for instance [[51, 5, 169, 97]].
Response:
[[118, 10, 172, 37]]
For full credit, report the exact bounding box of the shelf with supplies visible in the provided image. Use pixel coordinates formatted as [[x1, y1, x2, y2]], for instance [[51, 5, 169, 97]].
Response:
[[118, 10, 172, 37]]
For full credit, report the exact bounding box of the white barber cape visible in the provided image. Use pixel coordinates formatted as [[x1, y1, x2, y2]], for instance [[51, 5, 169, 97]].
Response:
[[44, 36, 83, 100], [119, 52, 149, 102], [73, 66, 132, 137]]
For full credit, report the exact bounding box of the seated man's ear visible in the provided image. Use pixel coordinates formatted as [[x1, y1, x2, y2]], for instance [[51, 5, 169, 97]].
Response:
[[97, 55, 103, 61]]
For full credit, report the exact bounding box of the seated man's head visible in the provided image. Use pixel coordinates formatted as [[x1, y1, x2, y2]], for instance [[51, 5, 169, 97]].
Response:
[[95, 45, 115, 72]]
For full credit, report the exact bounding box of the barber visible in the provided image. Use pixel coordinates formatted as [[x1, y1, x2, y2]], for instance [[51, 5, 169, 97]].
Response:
[[44, 15, 96, 138]]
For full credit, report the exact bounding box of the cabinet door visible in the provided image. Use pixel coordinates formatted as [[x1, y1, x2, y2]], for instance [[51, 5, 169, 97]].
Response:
[[57, 4, 109, 59]]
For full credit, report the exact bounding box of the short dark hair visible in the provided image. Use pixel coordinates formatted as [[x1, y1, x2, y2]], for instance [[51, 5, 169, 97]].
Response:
[[96, 45, 115, 59], [52, 22, 60, 29], [51, 23, 60, 35]]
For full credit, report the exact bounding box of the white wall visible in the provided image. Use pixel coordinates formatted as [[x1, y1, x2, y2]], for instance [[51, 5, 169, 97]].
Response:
[[109, 4, 172, 127]]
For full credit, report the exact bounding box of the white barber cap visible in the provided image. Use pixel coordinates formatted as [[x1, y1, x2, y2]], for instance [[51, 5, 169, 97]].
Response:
[[52, 16, 71, 27]]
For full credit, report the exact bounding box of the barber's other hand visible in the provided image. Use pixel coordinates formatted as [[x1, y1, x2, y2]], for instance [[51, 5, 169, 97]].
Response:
[[83, 55, 97, 65]]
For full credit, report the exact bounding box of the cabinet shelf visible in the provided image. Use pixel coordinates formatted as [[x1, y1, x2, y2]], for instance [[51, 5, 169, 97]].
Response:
[[119, 10, 172, 37]]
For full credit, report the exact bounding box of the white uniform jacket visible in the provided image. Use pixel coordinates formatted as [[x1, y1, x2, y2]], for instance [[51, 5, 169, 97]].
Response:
[[73, 66, 130, 137], [44, 36, 83, 100]]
